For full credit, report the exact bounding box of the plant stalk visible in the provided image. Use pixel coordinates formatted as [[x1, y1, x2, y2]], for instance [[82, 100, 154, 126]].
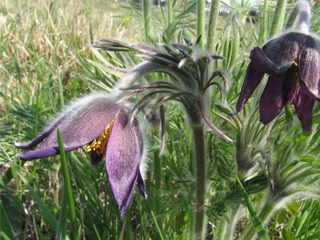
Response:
[[269, 0, 286, 38], [192, 123, 206, 240], [57, 129, 79, 240], [197, 0, 205, 48], [167, 0, 172, 28], [154, 149, 163, 233], [143, 0, 152, 42], [261, 0, 268, 44], [207, 0, 220, 52]]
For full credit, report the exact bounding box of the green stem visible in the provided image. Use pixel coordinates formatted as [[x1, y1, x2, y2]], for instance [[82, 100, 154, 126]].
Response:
[[57, 129, 79, 240], [214, 204, 243, 240], [240, 197, 277, 240], [143, 0, 152, 43], [207, 0, 220, 52], [197, 0, 205, 49], [261, 0, 268, 44], [154, 149, 163, 233], [269, 0, 286, 38], [167, 0, 172, 30], [192, 123, 206, 240], [214, 216, 227, 240], [224, 205, 243, 240]]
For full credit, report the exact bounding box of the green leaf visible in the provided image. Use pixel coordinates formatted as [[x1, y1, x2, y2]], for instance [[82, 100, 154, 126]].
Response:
[[0, 181, 47, 240], [282, 228, 295, 240], [295, 210, 309, 237], [284, 131, 311, 143], [214, 103, 232, 115], [56, 186, 67, 240], [285, 106, 294, 127], [236, 177, 270, 240], [276, 209, 288, 223], [307, 232, 320, 240], [2, 150, 59, 232], [57, 129, 79, 240], [299, 156, 315, 164], [0, 199, 15, 240]]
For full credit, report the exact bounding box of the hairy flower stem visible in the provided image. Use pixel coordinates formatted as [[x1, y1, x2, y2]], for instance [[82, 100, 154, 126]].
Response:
[[269, 0, 286, 38], [154, 149, 163, 232], [207, 0, 220, 52], [197, 0, 205, 48], [143, 0, 152, 42], [214, 205, 242, 240], [167, 0, 172, 29], [215, 216, 227, 240], [240, 197, 277, 240], [192, 123, 206, 240], [261, 0, 268, 43]]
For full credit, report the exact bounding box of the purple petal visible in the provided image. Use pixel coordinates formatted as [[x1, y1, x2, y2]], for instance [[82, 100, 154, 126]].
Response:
[[235, 62, 265, 113], [260, 75, 285, 124], [281, 65, 300, 106], [105, 107, 143, 218], [299, 35, 320, 100], [15, 94, 121, 160], [263, 32, 305, 67], [14, 129, 53, 149], [250, 47, 290, 75], [19, 145, 83, 160], [293, 89, 315, 132]]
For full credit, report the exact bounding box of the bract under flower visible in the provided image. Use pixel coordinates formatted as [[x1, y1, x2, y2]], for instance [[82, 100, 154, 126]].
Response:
[[14, 93, 146, 218]]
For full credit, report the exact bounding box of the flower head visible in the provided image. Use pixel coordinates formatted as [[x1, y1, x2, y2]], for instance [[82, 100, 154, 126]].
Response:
[[14, 93, 146, 218], [234, 0, 319, 132]]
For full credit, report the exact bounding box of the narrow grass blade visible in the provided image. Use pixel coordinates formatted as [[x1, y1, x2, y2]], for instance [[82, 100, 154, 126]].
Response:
[[56, 186, 67, 240], [146, 199, 164, 240], [1, 146, 59, 232], [57, 68, 64, 109], [57, 129, 79, 240], [0, 199, 15, 240], [236, 177, 270, 240], [0, 232, 12, 240], [0, 180, 48, 240], [0, 160, 25, 192]]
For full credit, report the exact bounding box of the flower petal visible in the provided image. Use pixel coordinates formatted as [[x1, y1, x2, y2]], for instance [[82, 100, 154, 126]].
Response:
[[293, 89, 315, 132], [105, 107, 144, 218], [250, 47, 290, 74], [299, 35, 320, 100], [260, 74, 285, 124], [19, 145, 83, 160], [235, 62, 265, 113], [15, 94, 121, 160], [263, 32, 305, 67], [14, 129, 53, 149]]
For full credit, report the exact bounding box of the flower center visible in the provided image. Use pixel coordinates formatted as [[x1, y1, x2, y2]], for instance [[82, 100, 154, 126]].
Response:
[[86, 118, 115, 155]]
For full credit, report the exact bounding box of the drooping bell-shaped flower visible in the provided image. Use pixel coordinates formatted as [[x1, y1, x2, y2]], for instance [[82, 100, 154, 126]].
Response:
[[234, 0, 319, 132], [14, 93, 146, 218]]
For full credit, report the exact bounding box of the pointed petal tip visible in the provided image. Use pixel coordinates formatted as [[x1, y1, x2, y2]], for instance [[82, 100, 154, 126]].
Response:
[[230, 110, 238, 116], [138, 170, 146, 198], [13, 141, 22, 148]]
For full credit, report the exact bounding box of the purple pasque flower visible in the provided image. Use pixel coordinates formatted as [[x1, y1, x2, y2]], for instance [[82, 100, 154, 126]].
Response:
[[234, 1, 319, 132], [14, 93, 146, 218]]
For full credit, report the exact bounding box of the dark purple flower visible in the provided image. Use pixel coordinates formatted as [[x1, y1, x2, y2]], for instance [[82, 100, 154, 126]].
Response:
[[14, 93, 146, 218], [234, 31, 320, 132]]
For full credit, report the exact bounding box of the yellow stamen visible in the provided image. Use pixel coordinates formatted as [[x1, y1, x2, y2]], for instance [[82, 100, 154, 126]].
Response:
[[86, 118, 115, 155]]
